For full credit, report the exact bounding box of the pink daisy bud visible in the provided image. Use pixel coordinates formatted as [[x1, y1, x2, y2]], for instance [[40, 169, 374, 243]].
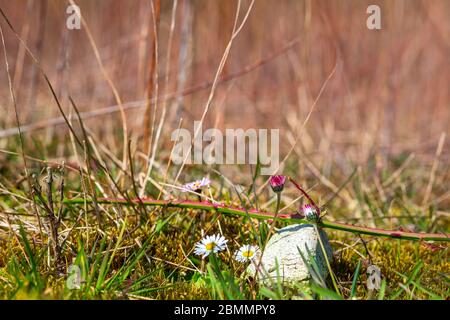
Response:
[[269, 175, 286, 193], [302, 204, 319, 221]]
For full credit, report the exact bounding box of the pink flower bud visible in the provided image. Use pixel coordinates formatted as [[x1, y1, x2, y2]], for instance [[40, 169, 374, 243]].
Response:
[[269, 175, 286, 193], [302, 204, 319, 221]]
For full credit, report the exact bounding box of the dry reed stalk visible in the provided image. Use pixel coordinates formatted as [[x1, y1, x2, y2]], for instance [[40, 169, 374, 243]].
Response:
[[12, 0, 33, 95], [26, 0, 47, 114], [0, 19, 45, 250], [142, 0, 161, 158], [68, 0, 129, 186], [157, 118, 183, 201], [172, 0, 192, 124], [140, 0, 178, 197], [422, 133, 446, 206], [137, 2, 150, 97], [173, 0, 255, 185]]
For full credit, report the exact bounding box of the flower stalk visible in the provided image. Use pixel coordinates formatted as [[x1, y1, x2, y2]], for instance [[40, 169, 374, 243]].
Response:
[[63, 197, 449, 242]]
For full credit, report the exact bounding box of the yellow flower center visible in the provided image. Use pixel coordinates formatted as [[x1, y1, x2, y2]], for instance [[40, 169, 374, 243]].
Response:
[[242, 250, 254, 258], [205, 242, 216, 251]]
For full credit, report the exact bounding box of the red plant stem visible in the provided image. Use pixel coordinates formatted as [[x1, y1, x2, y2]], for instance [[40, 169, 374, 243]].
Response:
[[288, 176, 321, 214], [63, 197, 449, 242]]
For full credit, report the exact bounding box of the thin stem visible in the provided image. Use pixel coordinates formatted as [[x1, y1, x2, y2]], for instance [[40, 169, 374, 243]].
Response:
[[63, 198, 450, 242], [257, 192, 282, 276], [314, 224, 341, 296], [196, 191, 206, 222], [274, 193, 281, 216], [288, 176, 321, 215], [262, 192, 281, 246]]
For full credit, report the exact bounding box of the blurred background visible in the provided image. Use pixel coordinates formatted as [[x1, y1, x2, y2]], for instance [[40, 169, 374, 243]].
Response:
[[0, 0, 449, 184]]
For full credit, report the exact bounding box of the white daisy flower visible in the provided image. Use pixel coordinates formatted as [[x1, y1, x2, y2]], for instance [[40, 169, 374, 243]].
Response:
[[234, 244, 259, 263], [181, 177, 211, 193], [194, 234, 228, 258]]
